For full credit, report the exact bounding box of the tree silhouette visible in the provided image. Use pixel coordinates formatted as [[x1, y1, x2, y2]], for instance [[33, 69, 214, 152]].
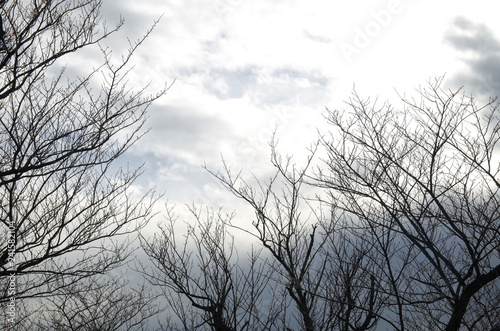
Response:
[[0, 0, 166, 328], [314, 77, 500, 330], [141, 205, 281, 330], [144, 78, 500, 330]]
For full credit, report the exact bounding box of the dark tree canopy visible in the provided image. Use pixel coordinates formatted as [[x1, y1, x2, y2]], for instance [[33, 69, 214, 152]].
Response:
[[0, 0, 166, 329], [313, 77, 500, 330], [143, 78, 500, 331]]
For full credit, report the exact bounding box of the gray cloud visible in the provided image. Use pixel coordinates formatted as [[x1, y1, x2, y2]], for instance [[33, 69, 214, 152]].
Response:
[[138, 103, 233, 159], [445, 17, 500, 53], [177, 64, 333, 107], [204, 66, 260, 99], [444, 17, 500, 97], [272, 67, 329, 87], [252, 67, 332, 107], [303, 30, 332, 44]]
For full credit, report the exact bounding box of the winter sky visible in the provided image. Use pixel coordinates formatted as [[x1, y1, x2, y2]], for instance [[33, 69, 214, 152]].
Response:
[[77, 0, 500, 229]]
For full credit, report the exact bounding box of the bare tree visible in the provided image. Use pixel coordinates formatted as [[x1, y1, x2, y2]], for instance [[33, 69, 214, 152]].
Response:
[[0, 0, 166, 327], [145, 77, 500, 330], [206, 145, 382, 331], [313, 77, 500, 330], [19, 274, 159, 331], [0, 0, 117, 100], [141, 205, 279, 330]]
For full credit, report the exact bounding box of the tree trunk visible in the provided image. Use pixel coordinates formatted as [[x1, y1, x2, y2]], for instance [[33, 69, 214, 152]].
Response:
[[445, 264, 500, 331]]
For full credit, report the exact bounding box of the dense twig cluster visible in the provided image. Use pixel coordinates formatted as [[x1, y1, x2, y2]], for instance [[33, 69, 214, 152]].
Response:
[[0, 1, 166, 329]]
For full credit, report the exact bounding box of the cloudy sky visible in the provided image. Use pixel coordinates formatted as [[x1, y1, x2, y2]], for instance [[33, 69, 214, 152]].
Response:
[[79, 0, 500, 229]]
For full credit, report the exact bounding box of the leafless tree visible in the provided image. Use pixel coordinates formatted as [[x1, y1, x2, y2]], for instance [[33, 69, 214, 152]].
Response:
[[141, 205, 280, 330], [0, 0, 166, 328], [18, 274, 160, 331], [146, 77, 500, 330], [313, 77, 500, 330], [205, 146, 382, 331]]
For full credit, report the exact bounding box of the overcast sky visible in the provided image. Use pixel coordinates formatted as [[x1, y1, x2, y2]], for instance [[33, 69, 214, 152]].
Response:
[[78, 0, 500, 231]]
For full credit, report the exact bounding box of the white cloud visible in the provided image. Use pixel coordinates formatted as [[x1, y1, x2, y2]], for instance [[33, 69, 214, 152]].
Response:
[[79, 0, 500, 219]]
